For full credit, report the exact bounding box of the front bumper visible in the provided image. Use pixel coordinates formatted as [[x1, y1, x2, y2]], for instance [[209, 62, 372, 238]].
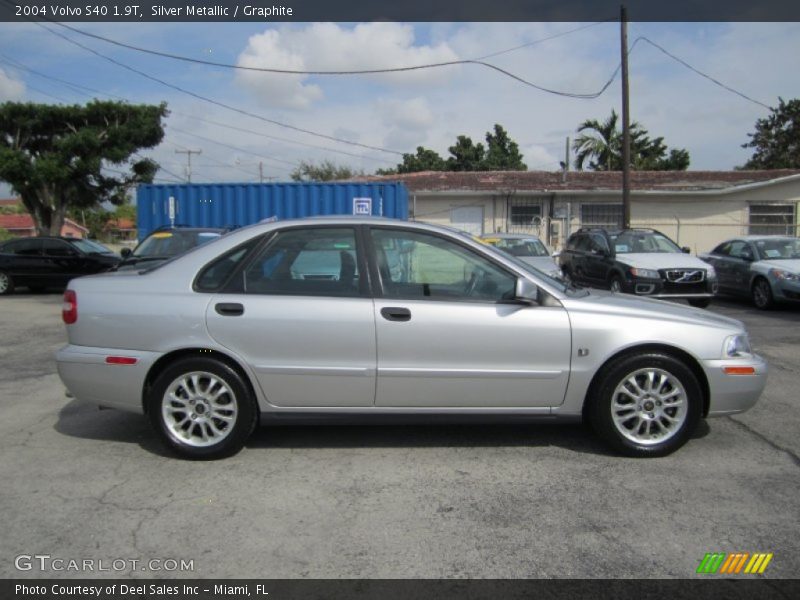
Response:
[[772, 278, 800, 303], [624, 275, 718, 299], [56, 344, 160, 414], [701, 354, 768, 417]]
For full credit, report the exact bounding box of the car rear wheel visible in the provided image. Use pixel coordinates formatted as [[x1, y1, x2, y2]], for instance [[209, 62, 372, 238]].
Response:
[[587, 353, 702, 457], [752, 278, 774, 310], [0, 270, 14, 295], [148, 357, 257, 459], [688, 298, 711, 308]]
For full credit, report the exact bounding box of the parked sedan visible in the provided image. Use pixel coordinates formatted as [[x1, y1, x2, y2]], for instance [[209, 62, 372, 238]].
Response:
[[0, 236, 120, 295], [116, 226, 225, 271], [57, 218, 766, 459], [481, 233, 562, 279], [700, 236, 800, 309]]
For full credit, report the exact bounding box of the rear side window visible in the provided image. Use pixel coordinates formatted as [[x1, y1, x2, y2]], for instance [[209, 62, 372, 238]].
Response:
[[2, 238, 41, 255], [195, 239, 259, 292], [243, 228, 363, 298]]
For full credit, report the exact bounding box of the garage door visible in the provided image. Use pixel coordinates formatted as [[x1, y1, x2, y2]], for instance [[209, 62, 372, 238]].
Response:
[[450, 206, 484, 236]]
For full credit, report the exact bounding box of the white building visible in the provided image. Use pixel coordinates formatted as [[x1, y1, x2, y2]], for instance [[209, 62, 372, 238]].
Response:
[[362, 170, 800, 252]]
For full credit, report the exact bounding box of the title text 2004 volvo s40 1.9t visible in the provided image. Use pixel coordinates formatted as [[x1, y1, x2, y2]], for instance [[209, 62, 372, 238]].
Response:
[[56, 218, 767, 459]]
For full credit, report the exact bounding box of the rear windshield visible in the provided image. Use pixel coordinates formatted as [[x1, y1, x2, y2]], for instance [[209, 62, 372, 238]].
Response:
[[134, 230, 221, 257]]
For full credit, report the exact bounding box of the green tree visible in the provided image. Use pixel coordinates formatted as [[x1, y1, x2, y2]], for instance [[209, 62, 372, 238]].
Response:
[[0, 101, 167, 235], [741, 98, 800, 169], [447, 135, 486, 171], [574, 109, 690, 171], [482, 124, 527, 170], [290, 160, 363, 182], [392, 146, 446, 174]]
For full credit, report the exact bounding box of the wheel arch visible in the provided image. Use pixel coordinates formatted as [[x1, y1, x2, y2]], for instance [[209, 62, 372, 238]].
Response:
[[142, 348, 259, 415], [581, 343, 711, 419]]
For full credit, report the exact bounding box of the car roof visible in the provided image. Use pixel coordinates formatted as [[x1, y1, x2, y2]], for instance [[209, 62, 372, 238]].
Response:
[[482, 233, 543, 240]]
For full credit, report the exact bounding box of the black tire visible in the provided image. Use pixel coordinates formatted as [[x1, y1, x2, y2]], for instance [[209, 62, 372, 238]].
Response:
[[148, 357, 258, 459], [0, 270, 14, 295], [609, 274, 625, 293], [688, 298, 711, 309], [751, 278, 774, 310], [587, 352, 702, 457]]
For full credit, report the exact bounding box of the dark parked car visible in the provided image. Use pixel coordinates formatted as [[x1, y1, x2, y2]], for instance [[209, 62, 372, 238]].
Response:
[[116, 226, 225, 271], [559, 228, 718, 308], [699, 236, 800, 309], [0, 236, 120, 295]]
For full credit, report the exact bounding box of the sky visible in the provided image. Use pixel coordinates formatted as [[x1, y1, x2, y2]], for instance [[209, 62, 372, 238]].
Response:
[[0, 20, 799, 198]]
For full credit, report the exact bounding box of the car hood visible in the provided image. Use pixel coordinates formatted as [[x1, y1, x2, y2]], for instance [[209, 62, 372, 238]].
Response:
[[566, 288, 744, 330], [614, 252, 708, 270], [757, 258, 800, 273], [519, 256, 560, 272]]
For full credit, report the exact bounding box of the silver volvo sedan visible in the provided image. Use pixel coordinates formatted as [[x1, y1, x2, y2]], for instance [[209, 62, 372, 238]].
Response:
[[56, 217, 767, 459]]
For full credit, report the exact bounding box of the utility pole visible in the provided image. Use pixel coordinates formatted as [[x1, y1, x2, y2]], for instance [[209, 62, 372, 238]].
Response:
[[562, 136, 570, 183], [175, 148, 202, 183], [259, 161, 264, 183], [620, 4, 631, 229]]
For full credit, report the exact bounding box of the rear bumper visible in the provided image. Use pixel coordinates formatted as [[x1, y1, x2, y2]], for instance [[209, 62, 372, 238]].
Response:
[[56, 344, 159, 414], [701, 354, 768, 417]]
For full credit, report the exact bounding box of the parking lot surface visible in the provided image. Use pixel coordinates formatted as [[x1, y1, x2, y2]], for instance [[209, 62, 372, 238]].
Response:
[[0, 293, 798, 579]]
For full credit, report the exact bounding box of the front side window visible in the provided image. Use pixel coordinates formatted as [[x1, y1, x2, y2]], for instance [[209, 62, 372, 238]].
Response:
[[371, 228, 516, 302], [244, 228, 362, 297], [41, 239, 76, 257]]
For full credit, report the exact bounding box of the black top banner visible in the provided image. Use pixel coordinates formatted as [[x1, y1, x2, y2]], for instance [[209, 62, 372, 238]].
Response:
[[1, 0, 799, 22]]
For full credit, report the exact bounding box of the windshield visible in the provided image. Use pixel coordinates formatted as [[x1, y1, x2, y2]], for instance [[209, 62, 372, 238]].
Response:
[[68, 239, 114, 254], [478, 241, 585, 296], [133, 230, 221, 258], [491, 238, 549, 258], [609, 232, 682, 254], [753, 237, 800, 260]]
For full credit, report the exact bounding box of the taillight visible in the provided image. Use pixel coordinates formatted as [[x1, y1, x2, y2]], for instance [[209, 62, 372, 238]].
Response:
[[62, 290, 77, 324]]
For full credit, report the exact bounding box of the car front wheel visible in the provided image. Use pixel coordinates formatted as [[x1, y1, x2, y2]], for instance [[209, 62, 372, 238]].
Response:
[[752, 278, 774, 310], [609, 274, 624, 293], [148, 357, 257, 459], [587, 353, 702, 457]]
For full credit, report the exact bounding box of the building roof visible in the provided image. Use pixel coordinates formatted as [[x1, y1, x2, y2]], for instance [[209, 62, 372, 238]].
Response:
[[0, 198, 21, 207], [0, 214, 35, 230], [0, 214, 89, 233], [355, 169, 800, 193], [105, 217, 136, 230]]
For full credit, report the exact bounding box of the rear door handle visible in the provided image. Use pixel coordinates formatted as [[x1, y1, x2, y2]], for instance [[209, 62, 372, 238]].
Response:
[[215, 303, 244, 317], [380, 307, 411, 322]]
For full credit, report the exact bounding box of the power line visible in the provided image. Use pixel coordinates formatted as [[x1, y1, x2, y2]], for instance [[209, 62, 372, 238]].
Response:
[[46, 20, 621, 100], [637, 37, 771, 109], [167, 127, 299, 169], [473, 21, 615, 60], [0, 53, 395, 165], [28, 19, 406, 155]]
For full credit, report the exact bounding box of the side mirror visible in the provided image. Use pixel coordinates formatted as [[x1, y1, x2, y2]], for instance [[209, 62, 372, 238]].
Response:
[[515, 278, 538, 303], [681, 246, 691, 254], [120, 247, 132, 259]]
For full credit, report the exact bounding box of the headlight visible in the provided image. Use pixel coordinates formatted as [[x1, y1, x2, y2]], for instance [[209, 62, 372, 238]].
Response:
[[630, 267, 659, 279], [771, 268, 799, 281], [705, 265, 717, 279], [724, 334, 752, 358]]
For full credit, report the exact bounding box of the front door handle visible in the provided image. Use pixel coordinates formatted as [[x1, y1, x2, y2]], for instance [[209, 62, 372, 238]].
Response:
[[380, 307, 411, 322], [215, 302, 244, 317]]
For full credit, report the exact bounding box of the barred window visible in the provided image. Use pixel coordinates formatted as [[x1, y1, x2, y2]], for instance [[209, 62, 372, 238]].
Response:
[[509, 204, 541, 226], [749, 203, 796, 235], [580, 203, 623, 229]]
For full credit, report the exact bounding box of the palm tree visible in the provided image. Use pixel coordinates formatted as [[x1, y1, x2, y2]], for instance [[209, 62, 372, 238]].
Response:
[[574, 110, 622, 171]]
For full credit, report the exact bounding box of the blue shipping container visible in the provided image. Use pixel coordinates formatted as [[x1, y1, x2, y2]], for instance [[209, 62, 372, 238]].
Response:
[[136, 182, 408, 240]]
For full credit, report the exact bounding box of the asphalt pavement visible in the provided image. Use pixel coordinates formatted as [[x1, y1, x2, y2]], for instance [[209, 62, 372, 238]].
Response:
[[0, 292, 798, 579]]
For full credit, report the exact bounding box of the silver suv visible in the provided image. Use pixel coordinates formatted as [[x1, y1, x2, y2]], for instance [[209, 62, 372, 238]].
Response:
[[56, 218, 766, 459]]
